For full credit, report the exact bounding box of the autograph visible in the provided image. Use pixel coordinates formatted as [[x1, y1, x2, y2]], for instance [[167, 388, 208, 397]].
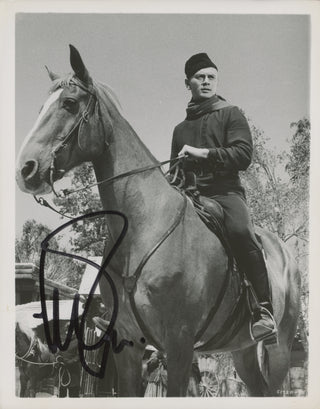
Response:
[[33, 210, 134, 378]]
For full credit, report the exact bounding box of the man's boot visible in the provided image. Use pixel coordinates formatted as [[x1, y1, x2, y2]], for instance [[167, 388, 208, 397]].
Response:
[[240, 249, 277, 342]]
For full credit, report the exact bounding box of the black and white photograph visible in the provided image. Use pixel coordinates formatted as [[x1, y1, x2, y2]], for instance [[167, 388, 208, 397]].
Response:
[[1, 1, 320, 408]]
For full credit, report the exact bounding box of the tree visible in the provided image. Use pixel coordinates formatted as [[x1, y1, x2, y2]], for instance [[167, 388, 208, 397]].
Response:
[[285, 118, 310, 348], [15, 219, 58, 264], [53, 163, 109, 256], [240, 120, 288, 239], [16, 219, 84, 289], [283, 118, 310, 243], [45, 252, 84, 289], [286, 118, 310, 185]]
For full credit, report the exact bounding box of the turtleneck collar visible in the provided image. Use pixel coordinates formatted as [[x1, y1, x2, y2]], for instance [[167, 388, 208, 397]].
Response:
[[186, 94, 230, 120]]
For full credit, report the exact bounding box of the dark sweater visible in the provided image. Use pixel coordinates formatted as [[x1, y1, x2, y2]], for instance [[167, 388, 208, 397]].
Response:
[[170, 104, 252, 196]]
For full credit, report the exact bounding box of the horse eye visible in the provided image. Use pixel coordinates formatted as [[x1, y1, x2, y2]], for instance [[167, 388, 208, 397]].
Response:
[[62, 98, 78, 112]]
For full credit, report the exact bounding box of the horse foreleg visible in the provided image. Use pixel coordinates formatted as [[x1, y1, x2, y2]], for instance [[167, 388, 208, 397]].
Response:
[[166, 329, 194, 397], [113, 346, 145, 397]]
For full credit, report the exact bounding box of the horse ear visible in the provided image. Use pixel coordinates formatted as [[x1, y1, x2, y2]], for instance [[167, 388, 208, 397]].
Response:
[[45, 66, 60, 82], [69, 44, 92, 85]]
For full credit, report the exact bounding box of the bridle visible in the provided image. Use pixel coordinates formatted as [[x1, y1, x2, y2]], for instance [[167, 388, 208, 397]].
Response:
[[48, 78, 97, 197], [16, 334, 39, 361], [34, 79, 183, 216], [16, 335, 57, 367]]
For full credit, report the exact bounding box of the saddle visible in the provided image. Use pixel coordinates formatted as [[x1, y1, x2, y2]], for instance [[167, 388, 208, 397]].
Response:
[[179, 171, 231, 257]]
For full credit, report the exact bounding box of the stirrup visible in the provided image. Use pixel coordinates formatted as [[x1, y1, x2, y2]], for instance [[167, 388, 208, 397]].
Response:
[[249, 305, 278, 345]]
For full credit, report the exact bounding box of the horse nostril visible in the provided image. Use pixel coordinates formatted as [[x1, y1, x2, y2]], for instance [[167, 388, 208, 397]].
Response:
[[21, 160, 39, 181]]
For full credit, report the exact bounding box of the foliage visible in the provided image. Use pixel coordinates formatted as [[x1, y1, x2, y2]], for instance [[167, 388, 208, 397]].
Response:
[[53, 162, 108, 256], [243, 115, 309, 330], [15, 219, 58, 264], [15, 219, 84, 289], [241, 123, 288, 239], [286, 118, 310, 185], [44, 253, 85, 289], [241, 117, 309, 245], [285, 118, 310, 346]]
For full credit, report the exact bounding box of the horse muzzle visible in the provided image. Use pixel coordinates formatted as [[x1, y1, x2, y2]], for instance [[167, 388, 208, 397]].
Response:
[[16, 159, 51, 195]]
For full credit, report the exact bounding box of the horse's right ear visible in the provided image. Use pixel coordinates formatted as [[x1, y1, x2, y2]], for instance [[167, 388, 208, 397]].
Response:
[[69, 44, 92, 85]]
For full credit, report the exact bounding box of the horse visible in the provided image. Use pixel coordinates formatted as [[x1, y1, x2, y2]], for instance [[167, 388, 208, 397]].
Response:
[[15, 322, 57, 397], [15, 45, 301, 397], [15, 301, 83, 397]]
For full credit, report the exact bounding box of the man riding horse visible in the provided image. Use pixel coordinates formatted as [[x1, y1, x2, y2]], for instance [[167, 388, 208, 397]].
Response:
[[170, 52, 276, 341], [16, 45, 299, 396]]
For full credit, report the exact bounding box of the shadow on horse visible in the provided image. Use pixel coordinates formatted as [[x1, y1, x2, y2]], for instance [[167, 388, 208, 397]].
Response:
[[16, 45, 300, 397]]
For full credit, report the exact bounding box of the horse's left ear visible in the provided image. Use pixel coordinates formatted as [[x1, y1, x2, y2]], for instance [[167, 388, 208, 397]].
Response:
[[69, 44, 92, 85]]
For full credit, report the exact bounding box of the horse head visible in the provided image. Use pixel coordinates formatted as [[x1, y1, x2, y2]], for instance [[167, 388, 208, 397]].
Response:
[[16, 45, 114, 195], [15, 322, 39, 360]]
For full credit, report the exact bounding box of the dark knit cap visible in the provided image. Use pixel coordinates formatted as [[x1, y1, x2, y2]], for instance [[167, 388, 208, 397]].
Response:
[[185, 53, 218, 78]]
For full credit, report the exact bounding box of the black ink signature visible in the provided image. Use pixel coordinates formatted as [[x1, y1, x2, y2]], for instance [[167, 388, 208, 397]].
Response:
[[33, 210, 133, 378]]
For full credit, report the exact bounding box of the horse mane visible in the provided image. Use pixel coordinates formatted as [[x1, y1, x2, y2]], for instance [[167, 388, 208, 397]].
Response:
[[96, 81, 122, 112]]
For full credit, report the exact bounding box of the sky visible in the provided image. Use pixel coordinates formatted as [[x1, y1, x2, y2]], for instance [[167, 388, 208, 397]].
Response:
[[15, 12, 310, 235]]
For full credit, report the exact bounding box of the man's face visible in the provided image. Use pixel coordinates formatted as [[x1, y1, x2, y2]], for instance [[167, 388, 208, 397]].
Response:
[[185, 67, 218, 101]]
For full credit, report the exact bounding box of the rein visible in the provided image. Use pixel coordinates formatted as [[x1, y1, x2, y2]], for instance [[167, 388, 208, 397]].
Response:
[[34, 156, 183, 219], [15, 354, 57, 367], [55, 156, 181, 199]]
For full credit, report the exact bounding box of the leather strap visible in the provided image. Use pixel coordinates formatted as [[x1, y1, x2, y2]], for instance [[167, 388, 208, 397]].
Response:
[[124, 193, 188, 350]]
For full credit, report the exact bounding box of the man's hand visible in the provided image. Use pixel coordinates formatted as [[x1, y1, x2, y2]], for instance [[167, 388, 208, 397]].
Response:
[[178, 145, 209, 159]]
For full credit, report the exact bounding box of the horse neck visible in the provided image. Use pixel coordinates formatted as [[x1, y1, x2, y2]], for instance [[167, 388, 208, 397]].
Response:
[[92, 113, 178, 240], [93, 115, 170, 210]]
